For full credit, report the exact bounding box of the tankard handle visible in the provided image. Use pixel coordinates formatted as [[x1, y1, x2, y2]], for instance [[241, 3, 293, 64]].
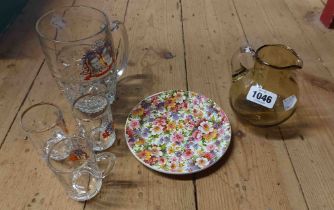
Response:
[[111, 20, 129, 78]]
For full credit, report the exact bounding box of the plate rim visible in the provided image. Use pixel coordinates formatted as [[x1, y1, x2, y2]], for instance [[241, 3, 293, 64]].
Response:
[[124, 89, 232, 175]]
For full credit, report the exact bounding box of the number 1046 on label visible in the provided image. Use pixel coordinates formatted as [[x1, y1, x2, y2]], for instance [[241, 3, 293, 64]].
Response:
[[246, 86, 277, 109]]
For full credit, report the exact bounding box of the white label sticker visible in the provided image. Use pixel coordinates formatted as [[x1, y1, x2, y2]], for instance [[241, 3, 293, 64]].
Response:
[[283, 95, 297, 111], [246, 85, 277, 109]]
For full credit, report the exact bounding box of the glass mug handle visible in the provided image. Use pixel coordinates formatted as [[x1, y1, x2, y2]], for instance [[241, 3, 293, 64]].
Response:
[[96, 152, 116, 178], [111, 20, 129, 78], [72, 163, 103, 197]]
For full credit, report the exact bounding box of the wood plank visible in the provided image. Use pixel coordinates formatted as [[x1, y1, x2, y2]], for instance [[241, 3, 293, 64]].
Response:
[[0, 0, 75, 146], [282, 0, 334, 75], [204, 1, 333, 209], [0, 64, 83, 210], [181, 0, 308, 209], [219, 0, 334, 209], [75, 0, 128, 21], [84, 0, 196, 209], [0, 0, 125, 209], [0, 1, 79, 210]]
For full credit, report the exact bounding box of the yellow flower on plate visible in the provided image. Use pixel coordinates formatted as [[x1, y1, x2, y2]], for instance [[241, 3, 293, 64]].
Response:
[[177, 122, 184, 129], [132, 107, 144, 116], [203, 130, 218, 142], [196, 149, 205, 157], [151, 125, 163, 135], [165, 97, 177, 109], [195, 157, 209, 169], [170, 162, 177, 170], [144, 150, 152, 161], [167, 146, 175, 154], [166, 121, 176, 131], [136, 138, 145, 145]]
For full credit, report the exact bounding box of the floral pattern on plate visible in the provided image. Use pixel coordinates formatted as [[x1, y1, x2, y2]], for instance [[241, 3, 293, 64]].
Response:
[[125, 90, 231, 174]]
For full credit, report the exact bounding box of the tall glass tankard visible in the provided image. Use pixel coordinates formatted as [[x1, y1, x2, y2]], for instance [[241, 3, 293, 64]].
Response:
[[229, 44, 303, 126], [36, 6, 128, 104]]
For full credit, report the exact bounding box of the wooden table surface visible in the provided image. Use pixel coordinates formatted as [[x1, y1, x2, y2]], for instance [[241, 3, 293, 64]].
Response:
[[1, 0, 334, 209]]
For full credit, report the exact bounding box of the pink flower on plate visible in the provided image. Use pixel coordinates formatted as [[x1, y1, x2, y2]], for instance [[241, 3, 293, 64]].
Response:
[[172, 132, 184, 144], [153, 117, 167, 126], [158, 157, 167, 165], [198, 121, 213, 134], [183, 149, 193, 159], [217, 127, 226, 137], [171, 156, 178, 162], [151, 95, 159, 105], [185, 118, 195, 130], [151, 146, 163, 156], [129, 119, 140, 129], [195, 157, 209, 169], [192, 130, 202, 142], [204, 152, 215, 160], [206, 144, 217, 152]]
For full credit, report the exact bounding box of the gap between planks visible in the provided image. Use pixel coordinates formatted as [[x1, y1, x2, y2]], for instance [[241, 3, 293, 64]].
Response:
[[179, 0, 198, 209], [0, 0, 78, 150], [278, 126, 310, 210], [179, 0, 189, 92], [0, 60, 45, 151], [230, 0, 322, 208], [80, 0, 131, 209]]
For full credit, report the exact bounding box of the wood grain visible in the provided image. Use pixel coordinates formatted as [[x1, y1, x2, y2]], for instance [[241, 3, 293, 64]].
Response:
[[1, 0, 334, 209], [282, 0, 334, 75], [84, 0, 196, 209], [0, 64, 83, 210], [181, 0, 308, 209], [231, 0, 334, 209], [0, 0, 74, 146]]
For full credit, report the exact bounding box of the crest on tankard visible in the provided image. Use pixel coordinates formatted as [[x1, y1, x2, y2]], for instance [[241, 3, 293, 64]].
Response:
[[81, 40, 115, 81]]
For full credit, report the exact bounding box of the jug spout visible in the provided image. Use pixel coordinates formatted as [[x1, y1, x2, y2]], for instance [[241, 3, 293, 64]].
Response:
[[255, 44, 303, 70]]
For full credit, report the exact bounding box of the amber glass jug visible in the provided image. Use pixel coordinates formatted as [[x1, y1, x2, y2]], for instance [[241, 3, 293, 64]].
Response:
[[229, 44, 303, 126]]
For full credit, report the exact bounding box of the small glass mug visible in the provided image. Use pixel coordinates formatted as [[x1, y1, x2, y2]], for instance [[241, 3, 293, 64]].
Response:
[[36, 6, 128, 104], [47, 136, 116, 201], [72, 93, 116, 151], [20, 103, 69, 160]]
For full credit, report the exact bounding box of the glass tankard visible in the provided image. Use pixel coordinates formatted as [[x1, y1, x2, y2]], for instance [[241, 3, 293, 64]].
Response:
[[229, 44, 303, 126], [36, 6, 128, 104]]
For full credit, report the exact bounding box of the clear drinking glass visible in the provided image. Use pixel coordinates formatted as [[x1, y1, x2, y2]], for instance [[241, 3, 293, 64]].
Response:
[[20, 103, 69, 160], [47, 136, 116, 201], [35, 6, 128, 104], [72, 93, 116, 151]]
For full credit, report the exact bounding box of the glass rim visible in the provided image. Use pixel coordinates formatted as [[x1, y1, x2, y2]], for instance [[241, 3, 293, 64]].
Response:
[[35, 5, 109, 43], [72, 93, 110, 121], [20, 102, 62, 133], [255, 44, 303, 70]]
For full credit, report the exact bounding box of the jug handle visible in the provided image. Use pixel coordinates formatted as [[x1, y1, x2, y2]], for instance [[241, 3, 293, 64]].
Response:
[[231, 46, 255, 79], [111, 20, 129, 78]]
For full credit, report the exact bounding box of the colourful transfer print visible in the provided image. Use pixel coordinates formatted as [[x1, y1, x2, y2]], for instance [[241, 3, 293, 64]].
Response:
[[68, 149, 88, 161], [102, 122, 114, 139], [125, 90, 231, 174], [81, 40, 115, 81]]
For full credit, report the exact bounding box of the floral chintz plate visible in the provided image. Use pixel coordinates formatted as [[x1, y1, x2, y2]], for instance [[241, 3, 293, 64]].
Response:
[[125, 90, 231, 175]]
